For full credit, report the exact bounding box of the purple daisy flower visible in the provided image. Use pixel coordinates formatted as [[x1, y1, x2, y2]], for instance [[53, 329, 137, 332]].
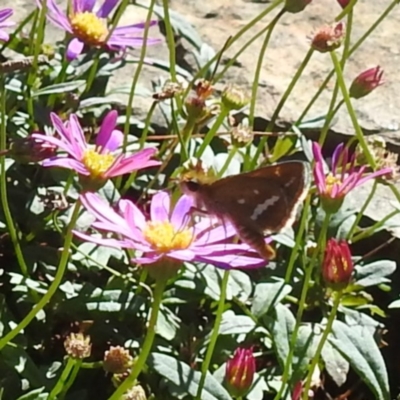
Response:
[[312, 142, 392, 213], [0, 8, 15, 42], [37, 0, 161, 60], [31, 111, 160, 182], [74, 191, 268, 269]]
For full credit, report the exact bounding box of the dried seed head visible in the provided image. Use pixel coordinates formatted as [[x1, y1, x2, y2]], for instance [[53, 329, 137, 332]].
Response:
[[103, 346, 133, 374], [123, 385, 147, 400], [231, 125, 254, 148], [64, 333, 91, 359], [311, 22, 345, 53]]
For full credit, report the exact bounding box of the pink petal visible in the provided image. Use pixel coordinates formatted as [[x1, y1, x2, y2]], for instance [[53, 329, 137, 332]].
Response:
[[150, 191, 170, 222], [42, 158, 89, 174], [118, 199, 147, 230], [97, 0, 119, 18], [66, 38, 85, 60], [96, 110, 121, 151], [170, 195, 193, 231]]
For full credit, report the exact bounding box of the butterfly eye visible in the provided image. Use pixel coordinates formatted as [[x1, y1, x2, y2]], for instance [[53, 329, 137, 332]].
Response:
[[184, 180, 200, 193]]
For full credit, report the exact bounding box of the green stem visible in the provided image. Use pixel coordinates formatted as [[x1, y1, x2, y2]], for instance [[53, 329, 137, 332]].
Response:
[[330, 51, 375, 168], [251, 47, 314, 169], [302, 291, 342, 399], [195, 108, 229, 159], [108, 278, 166, 399], [274, 213, 331, 400], [83, 54, 101, 94], [161, 0, 177, 82], [48, 357, 77, 400], [346, 180, 377, 240], [0, 78, 30, 280], [195, 270, 230, 400], [0, 200, 82, 350], [218, 146, 238, 178], [59, 359, 82, 399], [248, 10, 283, 128], [318, 10, 352, 146], [284, 195, 311, 283], [122, 0, 156, 148], [26, 4, 47, 127], [47, 58, 70, 108]]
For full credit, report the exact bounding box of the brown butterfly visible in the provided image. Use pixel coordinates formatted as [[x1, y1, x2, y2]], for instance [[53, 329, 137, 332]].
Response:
[[180, 161, 311, 260]]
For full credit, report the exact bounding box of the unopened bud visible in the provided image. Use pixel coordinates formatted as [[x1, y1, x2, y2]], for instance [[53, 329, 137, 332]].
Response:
[[311, 22, 345, 53], [64, 333, 91, 359], [103, 346, 133, 374]]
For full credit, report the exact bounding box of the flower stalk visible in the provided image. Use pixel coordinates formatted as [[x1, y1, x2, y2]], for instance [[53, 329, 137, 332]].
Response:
[[195, 270, 230, 400], [108, 278, 166, 400]]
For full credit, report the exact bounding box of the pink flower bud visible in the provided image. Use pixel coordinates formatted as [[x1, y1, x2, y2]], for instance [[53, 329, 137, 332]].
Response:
[[322, 239, 354, 289], [225, 347, 255, 397], [349, 66, 384, 99], [311, 22, 345, 53], [337, 0, 350, 8]]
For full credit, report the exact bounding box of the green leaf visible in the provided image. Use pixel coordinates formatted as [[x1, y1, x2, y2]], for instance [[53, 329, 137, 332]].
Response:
[[321, 339, 349, 387], [252, 281, 292, 318], [16, 388, 48, 400], [219, 310, 256, 335], [353, 260, 396, 288], [330, 320, 390, 400], [270, 304, 295, 368], [32, 80, 86, 97], [148, 353, 232, 400]]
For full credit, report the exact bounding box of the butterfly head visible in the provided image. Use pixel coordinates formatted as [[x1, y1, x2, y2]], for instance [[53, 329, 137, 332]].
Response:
[[179, 160, 217, 196]]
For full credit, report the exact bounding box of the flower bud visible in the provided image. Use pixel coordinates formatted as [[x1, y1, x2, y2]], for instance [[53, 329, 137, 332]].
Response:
[[221, 85, 249, 111], [284, 0, 312, 13], [225, 347, 255, 397], [349, 66, 384, 99], [231, 124, 254, 148], [8, 136, 57, 164], [123, 385, 147, 400], [64, 332, 91, 359], [337, 0, 350, 8], [311, 22, 345, 53], [103, 346, 133, 374], [322, 239, 353, 289]]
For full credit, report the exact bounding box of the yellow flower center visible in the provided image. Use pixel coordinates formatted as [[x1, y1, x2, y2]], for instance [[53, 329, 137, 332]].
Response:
[[69, 12, 109, 45], [82, 149, 115, 177], [143, 221, 193, 253], [325, 173, 342, 196]]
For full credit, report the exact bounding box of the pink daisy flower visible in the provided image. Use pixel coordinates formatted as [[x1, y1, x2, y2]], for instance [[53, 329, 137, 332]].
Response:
[[37, 0, 161, 60]]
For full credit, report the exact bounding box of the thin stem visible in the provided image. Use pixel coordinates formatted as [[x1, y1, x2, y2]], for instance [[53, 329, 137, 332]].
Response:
[[59, 359, 82, 399], [108, 278, 166, 399], [330, 51, 375, 169], [284, 195, 311, 283], [48, 357, 77, 400], [274, 213, 331, 400], [83, 54, 101, 94], [218, 146, 238, 178], [122, 0, 156, 148], [0, 200, 82, 350], [161, 0, 177, 82], [346, 180, 377, 240], [195, 108, 229, 159], [195, 270, 230, 400], [0, 78, 29, 279], [248, 10, 283, 128], [47, 59, 70, 108], [302, 291, 342, 399], [318, 10, 352, 146], [251, 47, 314, 169]]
